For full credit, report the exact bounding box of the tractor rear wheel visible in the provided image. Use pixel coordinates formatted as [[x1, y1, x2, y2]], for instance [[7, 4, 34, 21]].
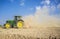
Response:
[[17, 21, 23, 28]]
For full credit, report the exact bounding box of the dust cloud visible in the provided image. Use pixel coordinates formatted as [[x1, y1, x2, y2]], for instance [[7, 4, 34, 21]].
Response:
[[22, 6, 60, 28]]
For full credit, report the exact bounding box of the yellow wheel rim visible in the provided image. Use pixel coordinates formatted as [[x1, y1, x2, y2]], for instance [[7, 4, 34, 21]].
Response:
[[17, 21, 23, 28], [5, 23, 10, 28]]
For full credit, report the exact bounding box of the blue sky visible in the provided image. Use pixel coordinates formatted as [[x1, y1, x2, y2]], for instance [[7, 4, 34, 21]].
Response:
[[0, 0, 60, 25]]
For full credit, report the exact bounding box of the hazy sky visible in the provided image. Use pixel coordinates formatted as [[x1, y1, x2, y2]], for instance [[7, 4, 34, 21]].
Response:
[[0, 0, 60, 25]]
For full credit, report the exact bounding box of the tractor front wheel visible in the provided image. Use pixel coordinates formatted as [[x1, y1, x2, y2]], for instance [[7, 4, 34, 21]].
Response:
[[5, 23, 10, 29]]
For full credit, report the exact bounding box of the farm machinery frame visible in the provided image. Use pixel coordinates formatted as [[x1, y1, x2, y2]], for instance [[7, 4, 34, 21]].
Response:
[[4, 16, 24, 28]]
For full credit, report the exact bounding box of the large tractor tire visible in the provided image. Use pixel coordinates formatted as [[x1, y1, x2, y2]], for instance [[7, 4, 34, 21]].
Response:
[[17, 21, 23, 28], [5, 23, 10, 29]]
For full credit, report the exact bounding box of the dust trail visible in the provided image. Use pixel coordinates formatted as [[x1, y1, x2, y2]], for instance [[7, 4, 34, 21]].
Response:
[[22, 6, 60, 28]]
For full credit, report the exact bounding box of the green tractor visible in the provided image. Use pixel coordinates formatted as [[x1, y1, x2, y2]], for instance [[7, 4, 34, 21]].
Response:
[[4, 16, 24, 28]]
